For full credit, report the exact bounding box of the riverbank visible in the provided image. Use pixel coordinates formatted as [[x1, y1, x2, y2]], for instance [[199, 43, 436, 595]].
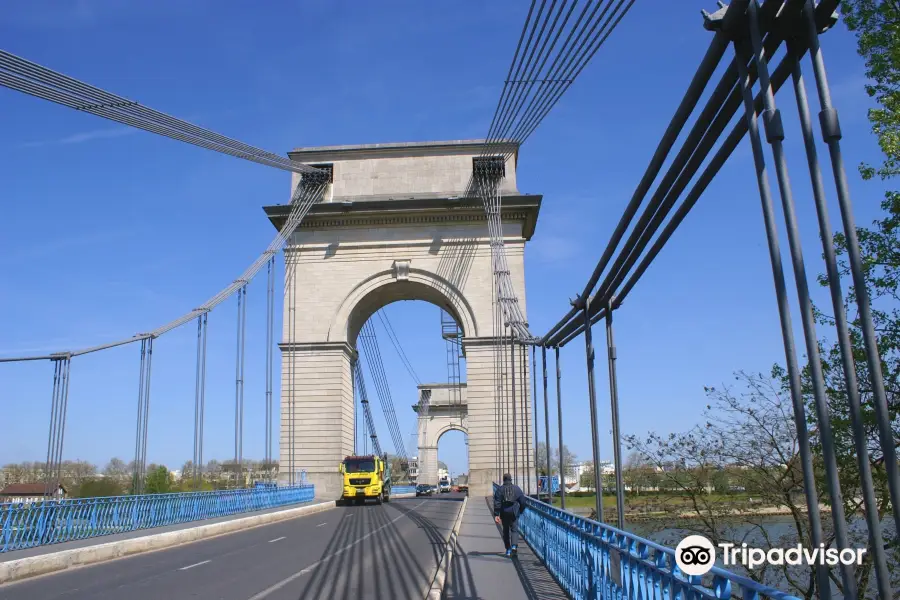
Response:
[[539, 494, 831, 522]]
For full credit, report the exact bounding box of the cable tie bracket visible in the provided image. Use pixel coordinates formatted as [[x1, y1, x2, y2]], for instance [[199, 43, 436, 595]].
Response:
[[762, 108, 785, 142], [819, 108, 842, 142]]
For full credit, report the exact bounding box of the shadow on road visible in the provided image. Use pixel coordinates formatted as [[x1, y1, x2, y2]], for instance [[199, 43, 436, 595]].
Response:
[[292, 498, 461, 600]]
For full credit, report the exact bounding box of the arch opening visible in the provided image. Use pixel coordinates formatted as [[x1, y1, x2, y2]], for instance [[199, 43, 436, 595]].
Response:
[[436, 428, 468, 492], [350, 300, 468, 490], [328, 268, 479, 346]]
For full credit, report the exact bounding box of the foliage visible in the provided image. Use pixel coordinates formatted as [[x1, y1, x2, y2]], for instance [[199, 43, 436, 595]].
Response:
[[2, 456, 280, 496], [59, 460, 97, 487], [622, 452, 661, 495], [144, 465, 173, 494], [628, 364, 900, 598], [843, 0, 900, 180], [385, 454, 409, 481], [180, 460, 196, 480], [578, 461, 595, 491], [179, 478, 213, 492], [76, 478, 123, 498], [0, 460, 96, 488], [626, 373, 833, 598], [102, 458, 130, 484]]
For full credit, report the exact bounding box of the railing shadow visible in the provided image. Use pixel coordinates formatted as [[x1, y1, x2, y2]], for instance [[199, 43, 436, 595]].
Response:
[[293, 499, 459, 599], [389, 498, 460, 567], [446, 496, 564, 600]]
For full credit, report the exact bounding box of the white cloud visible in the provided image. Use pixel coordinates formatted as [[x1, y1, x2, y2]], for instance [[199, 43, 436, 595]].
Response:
[[21, 126, 136, 148]]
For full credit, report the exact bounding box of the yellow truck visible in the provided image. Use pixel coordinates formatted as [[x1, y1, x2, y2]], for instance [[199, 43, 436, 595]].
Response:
[[339, 454, 391, 505]]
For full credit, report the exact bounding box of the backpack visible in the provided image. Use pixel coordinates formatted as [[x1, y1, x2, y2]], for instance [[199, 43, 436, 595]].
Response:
[[500, 483, 518, 509]]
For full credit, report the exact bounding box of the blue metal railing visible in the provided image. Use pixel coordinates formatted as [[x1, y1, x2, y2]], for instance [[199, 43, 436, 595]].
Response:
[[0, 484, 314, 553], [390, 486, 416, 495], [494, 483, 798, 600]]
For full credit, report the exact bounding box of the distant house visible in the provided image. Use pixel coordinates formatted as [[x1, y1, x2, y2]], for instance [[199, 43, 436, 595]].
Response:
[[0, 483, 67, 503]]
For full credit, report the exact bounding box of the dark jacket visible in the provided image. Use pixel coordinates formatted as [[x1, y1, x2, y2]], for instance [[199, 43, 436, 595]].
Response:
[[493, 482, 527, 517]]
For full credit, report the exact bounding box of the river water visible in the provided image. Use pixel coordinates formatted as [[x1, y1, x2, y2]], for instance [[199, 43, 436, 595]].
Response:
[[620, 514, 896, 597]]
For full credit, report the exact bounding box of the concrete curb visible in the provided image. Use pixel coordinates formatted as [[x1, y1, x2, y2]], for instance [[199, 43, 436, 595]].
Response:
[[392, 492, 416, 499], [0, 500, 335, 586], [426, 495, 468, 600]]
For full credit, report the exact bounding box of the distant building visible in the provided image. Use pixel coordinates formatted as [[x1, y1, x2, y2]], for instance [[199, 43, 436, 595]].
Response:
[[0, 483, 67, 503], [567, 460, 615, 492], [407, 457, 419, 483]]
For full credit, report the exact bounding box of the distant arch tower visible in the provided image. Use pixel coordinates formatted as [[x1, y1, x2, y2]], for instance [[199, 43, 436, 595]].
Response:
[[415, 383, 468, 488], [264, 140, 541, 498]]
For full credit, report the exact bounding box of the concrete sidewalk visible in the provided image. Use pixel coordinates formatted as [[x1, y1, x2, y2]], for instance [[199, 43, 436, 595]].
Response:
[[445, 495, 566, 599]]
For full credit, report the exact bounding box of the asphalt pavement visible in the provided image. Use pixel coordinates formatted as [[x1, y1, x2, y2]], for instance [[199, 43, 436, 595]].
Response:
[[0, 494, 465, 600]]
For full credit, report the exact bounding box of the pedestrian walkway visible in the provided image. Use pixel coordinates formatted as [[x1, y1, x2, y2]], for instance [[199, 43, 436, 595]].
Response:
[[446, 495, 566, 599]]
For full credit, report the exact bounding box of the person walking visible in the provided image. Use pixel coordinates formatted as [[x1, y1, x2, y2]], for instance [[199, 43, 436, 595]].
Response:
[[493, 473, 527, 557]]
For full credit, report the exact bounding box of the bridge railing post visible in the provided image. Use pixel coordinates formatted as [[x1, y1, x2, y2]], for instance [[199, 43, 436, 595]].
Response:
[[604, 301, 625, 530], [581, 298, 603, 523]]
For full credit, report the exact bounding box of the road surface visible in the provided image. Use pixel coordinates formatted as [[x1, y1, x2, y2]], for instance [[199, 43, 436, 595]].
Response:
[[0, 494, 466, 600]]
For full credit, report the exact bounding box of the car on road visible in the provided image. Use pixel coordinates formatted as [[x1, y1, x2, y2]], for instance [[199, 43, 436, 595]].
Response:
[[415, 484, 434, 497]]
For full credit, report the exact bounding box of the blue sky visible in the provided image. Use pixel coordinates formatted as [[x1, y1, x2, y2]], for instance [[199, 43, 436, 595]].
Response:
[[0, 1, 891, 479]]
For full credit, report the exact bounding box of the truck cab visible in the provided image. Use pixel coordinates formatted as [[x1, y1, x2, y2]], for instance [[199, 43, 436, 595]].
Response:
[[439, 475, 450, 493], [339, 454, 391, 505]]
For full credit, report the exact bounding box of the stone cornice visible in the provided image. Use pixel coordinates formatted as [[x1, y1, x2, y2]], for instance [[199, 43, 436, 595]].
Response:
[[264, 194, 542, 240], [287, 139, 518, 162], [278, 341, 356, 358], [461, 336, 533, 348]]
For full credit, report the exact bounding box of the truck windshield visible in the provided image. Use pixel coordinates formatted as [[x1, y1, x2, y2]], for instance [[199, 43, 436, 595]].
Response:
[[344, 459, 375, 473]]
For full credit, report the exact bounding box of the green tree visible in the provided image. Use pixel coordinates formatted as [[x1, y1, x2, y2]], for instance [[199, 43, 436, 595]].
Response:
[[793, 4, 900, 596], [77, 478, 123, 498], [578, 461, 595, 491], [144, 465, 173, 494], [843, 0, 900, 181]]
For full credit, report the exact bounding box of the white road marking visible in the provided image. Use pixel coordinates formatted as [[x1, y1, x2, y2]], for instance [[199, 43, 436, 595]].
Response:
[[179, 560, 211, 571], [268, 536, 286, 543], [315, 522, 327, 528], [246, 500, 427, 600]]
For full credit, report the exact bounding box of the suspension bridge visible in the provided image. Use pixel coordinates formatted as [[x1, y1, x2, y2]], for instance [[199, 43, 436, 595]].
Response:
[[1, 1, 896, 599]]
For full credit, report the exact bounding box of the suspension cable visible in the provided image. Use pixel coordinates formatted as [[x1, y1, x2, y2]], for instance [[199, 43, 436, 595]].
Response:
[[377, 310, 421, 386], [358, 321, 408, 460]]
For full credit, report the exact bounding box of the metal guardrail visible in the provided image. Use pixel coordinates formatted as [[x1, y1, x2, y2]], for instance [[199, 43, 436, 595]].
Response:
[[390, 486, 416, 495], [494, 484, 797, 600], [0, 484, 315, 553]]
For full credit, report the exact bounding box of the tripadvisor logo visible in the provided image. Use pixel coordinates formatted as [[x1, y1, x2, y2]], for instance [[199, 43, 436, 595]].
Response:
[[675, 535, 716, 576], [675, 535, 867, 576]]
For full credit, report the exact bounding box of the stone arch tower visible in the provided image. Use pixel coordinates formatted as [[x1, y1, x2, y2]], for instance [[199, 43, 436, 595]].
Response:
[[264, 140, 541, 498], [415, 383, 469, 488]]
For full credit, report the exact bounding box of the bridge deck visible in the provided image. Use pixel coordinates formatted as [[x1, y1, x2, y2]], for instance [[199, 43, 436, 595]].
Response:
[[447, 495, 565, 600], [0, 496, 463, 600]]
